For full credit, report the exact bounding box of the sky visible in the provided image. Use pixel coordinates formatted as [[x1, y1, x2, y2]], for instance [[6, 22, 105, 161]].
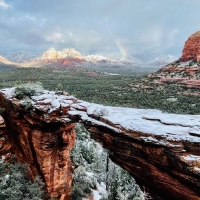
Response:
[[0, 0, 200, 58]]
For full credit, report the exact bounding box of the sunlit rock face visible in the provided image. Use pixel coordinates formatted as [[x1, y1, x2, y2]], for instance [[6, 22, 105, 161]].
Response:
[[41, 47, 83, 61], [0, 87, 200, 200], [180, 31, 200, 62]]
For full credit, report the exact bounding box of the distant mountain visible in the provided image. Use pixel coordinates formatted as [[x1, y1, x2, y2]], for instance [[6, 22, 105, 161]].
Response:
[[83, 55, 108, 62], [129, 54, 178, 68], [0, 55, 18, 72], [119, 57, 141, 67], [147, 54, 178, 68], [0, 55, 9, 63], [1, 51, 39, 63], [0, 48, 179, 74]]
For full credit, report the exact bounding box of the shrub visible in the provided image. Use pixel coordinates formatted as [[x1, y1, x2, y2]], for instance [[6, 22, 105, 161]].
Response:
[[93, 108, 109, 119], [13, 83, 44, 99], [0, 157, 45, 200]]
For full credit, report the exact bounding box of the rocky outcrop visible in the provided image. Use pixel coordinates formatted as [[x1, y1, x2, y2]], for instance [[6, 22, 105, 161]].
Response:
[[180, 31, 200, 62], [0, 88, 76, 199], [0, 87, 200, 200], [150, 31, 200, 88], [41, 48, 83, 61], [149, 59, 200, 88]]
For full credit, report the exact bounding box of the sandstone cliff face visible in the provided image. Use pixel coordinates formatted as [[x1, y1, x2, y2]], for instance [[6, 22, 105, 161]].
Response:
[[0, 89, 76, 199], [0, 115, 12, 160], [180, 31, 200, 62], [0, 87, 200, 200]]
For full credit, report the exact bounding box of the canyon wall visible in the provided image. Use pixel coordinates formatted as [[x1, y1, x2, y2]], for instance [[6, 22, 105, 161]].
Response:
[[0, 87, 200, 200], [0, 88, 76, 200]]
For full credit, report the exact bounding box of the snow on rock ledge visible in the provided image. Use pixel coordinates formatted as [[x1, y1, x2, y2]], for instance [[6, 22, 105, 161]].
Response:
[[0, 87, 200, 199]]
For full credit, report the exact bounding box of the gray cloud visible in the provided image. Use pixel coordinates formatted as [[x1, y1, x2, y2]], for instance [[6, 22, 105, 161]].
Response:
[[0, 0, 200, 58]]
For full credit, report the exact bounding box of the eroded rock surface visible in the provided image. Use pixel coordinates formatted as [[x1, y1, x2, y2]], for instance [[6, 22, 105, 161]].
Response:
[[0, 87, 200, 200], [0, 89, 76, 200], [149, 59, 200, 88], [180, 31, 200, 62]]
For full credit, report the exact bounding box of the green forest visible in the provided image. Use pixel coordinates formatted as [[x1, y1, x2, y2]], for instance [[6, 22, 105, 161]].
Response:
[[0, 67, 199, 114]]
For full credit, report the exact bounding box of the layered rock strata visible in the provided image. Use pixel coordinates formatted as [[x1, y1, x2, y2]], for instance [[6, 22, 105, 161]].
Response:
[[0, 87, 200, 199], [0, 89, 76, 199], [150, 31, 200, 88], [149, 59, 200, 88]]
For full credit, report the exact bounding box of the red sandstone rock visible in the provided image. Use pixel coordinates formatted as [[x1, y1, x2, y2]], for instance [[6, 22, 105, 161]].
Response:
[[150, 31, 200, 88], [180, 31, 200, 62], [1, 87, 200, 200], [0, 115, 12, 160], [0, 89, 76, 200]]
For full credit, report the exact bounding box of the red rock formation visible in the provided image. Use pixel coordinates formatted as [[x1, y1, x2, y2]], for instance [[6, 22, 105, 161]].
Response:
[[1, 87, 200, 200], [0, 115, 12, 160], [180, 31, 200, 62], [0, 89, 76, 200], [150, 31, 200, 88]]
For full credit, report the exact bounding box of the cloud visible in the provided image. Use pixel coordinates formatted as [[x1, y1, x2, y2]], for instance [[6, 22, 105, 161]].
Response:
[[168, 29, 179, 41], [24, 14, 37, 22], [44, 32, 65, 43], [0, 0, 200, 56], [0, 0, 11, 9]]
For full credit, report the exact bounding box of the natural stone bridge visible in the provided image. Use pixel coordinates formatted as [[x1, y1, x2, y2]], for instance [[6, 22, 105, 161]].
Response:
[[0, 87, 200, 200]]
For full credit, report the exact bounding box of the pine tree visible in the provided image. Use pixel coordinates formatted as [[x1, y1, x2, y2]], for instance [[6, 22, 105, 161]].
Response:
[[0, 157, 45, 200]]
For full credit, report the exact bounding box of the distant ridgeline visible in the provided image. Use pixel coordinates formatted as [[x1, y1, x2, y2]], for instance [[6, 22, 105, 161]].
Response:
[[0, 47, 178, 75]]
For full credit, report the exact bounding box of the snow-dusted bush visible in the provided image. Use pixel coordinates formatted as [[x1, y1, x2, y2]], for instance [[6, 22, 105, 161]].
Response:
[[71, 166, 96, 200], [20, 97, 35, 110], [13, 83, 44, 99], [93, 108, 109, 118]]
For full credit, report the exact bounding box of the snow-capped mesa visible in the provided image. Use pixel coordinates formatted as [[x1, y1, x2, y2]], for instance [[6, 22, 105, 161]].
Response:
[[40, 47, 83, 60], [83, 55, 108, 62]]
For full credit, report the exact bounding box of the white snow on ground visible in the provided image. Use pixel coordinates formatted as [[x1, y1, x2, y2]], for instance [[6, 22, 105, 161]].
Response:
[[93, 182, 107, 200], [77, 101, 200, 143], [2, 87, 200, 145]]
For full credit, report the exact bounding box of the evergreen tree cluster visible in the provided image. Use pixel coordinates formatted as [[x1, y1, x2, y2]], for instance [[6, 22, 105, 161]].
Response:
[[71, 123, 149, 200], [0, 157, 45, 200]]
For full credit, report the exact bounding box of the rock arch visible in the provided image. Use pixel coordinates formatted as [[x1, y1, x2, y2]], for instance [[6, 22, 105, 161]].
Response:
[[0, 88, 200, 200]]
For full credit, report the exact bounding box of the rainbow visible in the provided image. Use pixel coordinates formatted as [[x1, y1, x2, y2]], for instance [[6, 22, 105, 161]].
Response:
[[115, 39, 128, 58]]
